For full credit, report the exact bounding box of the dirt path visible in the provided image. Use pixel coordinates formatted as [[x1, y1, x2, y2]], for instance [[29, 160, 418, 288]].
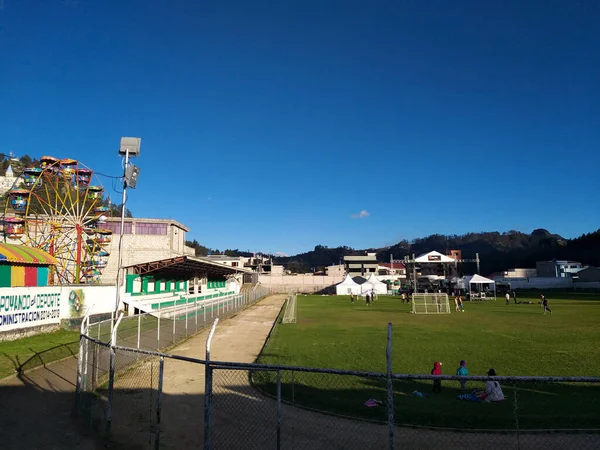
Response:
[[109, 294, 600, 450]]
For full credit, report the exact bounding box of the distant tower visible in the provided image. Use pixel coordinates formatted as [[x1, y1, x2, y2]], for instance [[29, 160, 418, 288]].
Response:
[[5, 165, 14, 178], [8, 151, 19, 162]]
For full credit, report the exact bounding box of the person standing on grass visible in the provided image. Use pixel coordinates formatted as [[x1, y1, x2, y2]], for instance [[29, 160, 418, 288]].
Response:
[[458, 295, 464, 312], [543, 296, 552, 314], [456, 360, 469, 391], [513, 290, 517, 304], [350, 293, 355, 304], [454, 295, 459, 312], [540, 294, 546, 308], [505, 292, 510, 305], [401, 292, 406, 304], [365, 292, 371, 307], [431, 361, 442, 393]]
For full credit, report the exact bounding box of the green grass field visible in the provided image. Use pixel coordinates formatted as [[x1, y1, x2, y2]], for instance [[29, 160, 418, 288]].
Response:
[[0, 329, 80, 379], [256, 293, 600, 429]]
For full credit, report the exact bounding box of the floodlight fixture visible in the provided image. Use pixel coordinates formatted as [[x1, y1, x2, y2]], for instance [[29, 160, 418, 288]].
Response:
[[119, 137, 141, 157]]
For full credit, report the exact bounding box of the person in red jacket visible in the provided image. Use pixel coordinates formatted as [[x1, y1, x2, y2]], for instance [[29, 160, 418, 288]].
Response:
[[431, 361, 442, 393]]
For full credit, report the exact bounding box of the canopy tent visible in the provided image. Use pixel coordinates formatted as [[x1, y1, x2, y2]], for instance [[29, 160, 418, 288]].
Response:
[[465, 274, 496, 300], [365, 273, 388, 295], [360, 281, 375, 295], [414, 251, 456, 263], [335, 274, 361, 295], [0, 243, 57, 265]]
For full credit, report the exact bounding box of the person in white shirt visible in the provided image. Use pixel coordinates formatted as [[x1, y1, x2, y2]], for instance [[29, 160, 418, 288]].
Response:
[[484, 368, 505, 402], [505, 292, 510, 305]]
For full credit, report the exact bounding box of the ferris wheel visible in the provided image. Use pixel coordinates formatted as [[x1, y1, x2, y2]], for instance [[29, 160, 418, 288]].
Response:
[[2, 156, 113, 284]]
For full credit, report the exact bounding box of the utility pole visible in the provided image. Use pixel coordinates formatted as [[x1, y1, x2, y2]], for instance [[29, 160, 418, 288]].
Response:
[[412, 253, 418, 292], [114, 137, 141, 319], [476, 253, 480, 275]]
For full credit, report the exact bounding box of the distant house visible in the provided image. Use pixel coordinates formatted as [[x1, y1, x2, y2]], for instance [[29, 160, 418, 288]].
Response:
[[504, 268, 537, 278], [574, 267, 600, 283], [326, 264, 345, 277], [536, 260, 584, 278], [378, 262, 406, 277]]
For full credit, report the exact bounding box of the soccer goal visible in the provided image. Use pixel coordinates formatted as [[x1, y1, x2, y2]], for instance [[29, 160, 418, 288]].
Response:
[[282, 294, 297, 324], [412, 293, 451, 314]]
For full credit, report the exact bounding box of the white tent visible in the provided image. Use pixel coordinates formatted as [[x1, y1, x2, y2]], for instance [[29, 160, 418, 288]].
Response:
[[414, 251, 456, 263], [335, 274, 361, 296], [366, 273, 388, 295], [360, 281, 376, 295], [465, 274, 496, 300]]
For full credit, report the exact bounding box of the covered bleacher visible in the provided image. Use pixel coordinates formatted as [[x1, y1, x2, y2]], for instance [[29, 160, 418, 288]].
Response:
[[122, 255, 253, 315]]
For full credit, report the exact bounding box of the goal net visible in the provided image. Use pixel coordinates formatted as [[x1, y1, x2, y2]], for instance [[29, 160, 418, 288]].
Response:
[[412, 293, 451, 314]]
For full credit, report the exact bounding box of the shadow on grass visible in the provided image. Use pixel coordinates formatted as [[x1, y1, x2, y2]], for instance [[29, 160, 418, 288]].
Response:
[[250, 370, 600, 430], [1, 340, 80, 379]]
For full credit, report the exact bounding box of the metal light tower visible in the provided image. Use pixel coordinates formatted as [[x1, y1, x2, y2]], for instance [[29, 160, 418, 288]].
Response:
[[114, 137, 141, 317]]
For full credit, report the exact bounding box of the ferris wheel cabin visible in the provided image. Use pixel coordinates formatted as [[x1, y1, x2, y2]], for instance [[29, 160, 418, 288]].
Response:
[[8, 190, 31, 211], [23, 167, 43, 188]]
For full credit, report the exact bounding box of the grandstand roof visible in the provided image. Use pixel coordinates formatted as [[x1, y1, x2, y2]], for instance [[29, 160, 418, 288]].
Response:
[[125, 255, 251, 280]]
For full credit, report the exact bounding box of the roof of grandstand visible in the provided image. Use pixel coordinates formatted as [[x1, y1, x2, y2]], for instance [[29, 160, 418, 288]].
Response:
[[124, 255, 251, 279]]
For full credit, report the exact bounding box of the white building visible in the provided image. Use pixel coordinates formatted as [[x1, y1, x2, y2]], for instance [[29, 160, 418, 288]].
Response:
[[203, 254, 247, 268], [536, 260, 584, 278]]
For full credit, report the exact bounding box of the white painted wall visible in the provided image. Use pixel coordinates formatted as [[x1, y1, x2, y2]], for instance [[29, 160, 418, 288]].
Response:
[[0, 285, 117, 333]]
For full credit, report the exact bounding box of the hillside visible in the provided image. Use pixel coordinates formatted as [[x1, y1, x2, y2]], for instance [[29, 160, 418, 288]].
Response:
[[271, 229, 600, 275]]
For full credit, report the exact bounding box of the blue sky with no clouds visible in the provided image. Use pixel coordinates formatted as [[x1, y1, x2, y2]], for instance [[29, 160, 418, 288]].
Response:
[[0, 1, 599, 255]]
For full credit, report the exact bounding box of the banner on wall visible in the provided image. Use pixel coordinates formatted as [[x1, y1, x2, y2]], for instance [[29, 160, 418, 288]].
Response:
[[0, 288, 62, 331], [0, 285, 117, 333]]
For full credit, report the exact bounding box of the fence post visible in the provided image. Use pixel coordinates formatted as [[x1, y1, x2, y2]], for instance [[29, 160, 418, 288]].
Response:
[[386, 323, 394, 450], [513, 382, 520, 449], [75, 319, 86, 414], [157, 303, 161, 350], [137, 311, 141, 349], [155, 356, 165, 450], [94, 324, 101, 388], [106, 313, 124, 443], [172, 310, 176, 343], [195, 298, 198, 332], [204, 318, 219, 450], [276, 370, 282, 450], [185, 298, 189, 337]]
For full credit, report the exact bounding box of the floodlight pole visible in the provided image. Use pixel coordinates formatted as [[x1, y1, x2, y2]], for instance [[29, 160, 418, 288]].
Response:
[[114, 149, 129, 318]]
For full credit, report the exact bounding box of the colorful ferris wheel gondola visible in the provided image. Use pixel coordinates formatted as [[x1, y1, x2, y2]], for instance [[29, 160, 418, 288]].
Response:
[[23, 167, 43, 188], [59, 158, 78, 180], [8, 189, 31, 211], [3, 217, 25, 238], [94, 229, 113, 247], [75, 168, 92, 187], [86, 186, 104, 200], [40, 156, 60, 173], [93, 205, 110, 224]]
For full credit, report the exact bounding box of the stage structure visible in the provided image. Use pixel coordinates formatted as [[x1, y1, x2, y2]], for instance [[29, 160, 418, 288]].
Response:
[[391, 251, 481, 292]]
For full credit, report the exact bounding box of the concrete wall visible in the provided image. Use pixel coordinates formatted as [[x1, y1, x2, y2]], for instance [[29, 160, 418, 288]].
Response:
[[497, 277, 574, 289], [258, 274, 344, 294]]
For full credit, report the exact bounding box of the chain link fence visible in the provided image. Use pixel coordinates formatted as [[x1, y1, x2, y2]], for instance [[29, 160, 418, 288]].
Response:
[[76, 300, 600, 450]]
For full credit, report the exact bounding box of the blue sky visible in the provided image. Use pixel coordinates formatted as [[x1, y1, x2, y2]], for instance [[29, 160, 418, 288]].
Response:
[[1, 1, 599, 255]]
